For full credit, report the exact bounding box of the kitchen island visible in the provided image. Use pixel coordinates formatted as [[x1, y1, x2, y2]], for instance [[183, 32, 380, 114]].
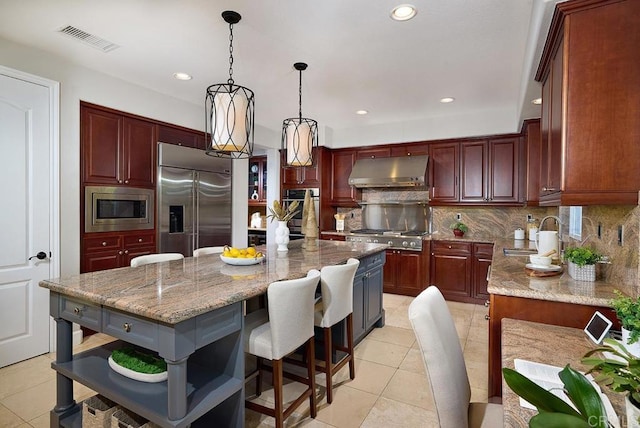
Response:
[[40, 239, 387, 428], [487, 238, 622, 400]]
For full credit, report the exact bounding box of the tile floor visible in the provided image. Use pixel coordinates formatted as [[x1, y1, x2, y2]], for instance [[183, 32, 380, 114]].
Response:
[[0, 294, 489, 427]]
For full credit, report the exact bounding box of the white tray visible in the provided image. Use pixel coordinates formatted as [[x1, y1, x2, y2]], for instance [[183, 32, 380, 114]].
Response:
[[108, 356, 167, 383], [525, 263, 563, 272], [220, 254, 265, 265]]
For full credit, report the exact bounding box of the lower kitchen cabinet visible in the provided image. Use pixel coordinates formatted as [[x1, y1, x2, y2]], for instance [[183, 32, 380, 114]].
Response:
[[383, 245, 429, 297], [430, 240, 493, 304], [488, 294, 619, 401], [352, 252, 385, 344], [81, 231, 156, 273]]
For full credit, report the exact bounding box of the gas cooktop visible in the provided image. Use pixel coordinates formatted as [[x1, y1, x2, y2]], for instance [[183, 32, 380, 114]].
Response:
[[350, 229, 428, 237], [347, 229, 428, 251]]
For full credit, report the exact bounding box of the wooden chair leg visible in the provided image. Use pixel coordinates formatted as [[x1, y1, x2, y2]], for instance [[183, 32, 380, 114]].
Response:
[[307, 337, 318, 418], [273, 358, 284, 428], [324, 326, 334, 404], [256, 357, 263, 396], [347, 313, 355, 380]]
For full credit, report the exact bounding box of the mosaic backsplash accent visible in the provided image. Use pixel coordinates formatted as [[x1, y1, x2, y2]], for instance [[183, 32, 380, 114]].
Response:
[[335, 188, 640, 297]]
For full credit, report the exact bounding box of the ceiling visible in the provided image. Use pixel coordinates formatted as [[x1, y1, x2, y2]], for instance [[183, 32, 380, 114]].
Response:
[[0, 0, 563, 143]]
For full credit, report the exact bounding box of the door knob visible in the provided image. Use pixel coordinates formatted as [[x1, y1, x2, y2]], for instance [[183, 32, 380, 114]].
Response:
[[29, 251, 47, 260]]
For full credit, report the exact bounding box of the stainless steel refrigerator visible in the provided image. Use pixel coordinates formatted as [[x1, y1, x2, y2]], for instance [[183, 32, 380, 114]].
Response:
[[157, 142, 232, 256]]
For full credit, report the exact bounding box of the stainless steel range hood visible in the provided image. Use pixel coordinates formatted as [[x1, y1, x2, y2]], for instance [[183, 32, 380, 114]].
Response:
[[348, 155, 429, 188]]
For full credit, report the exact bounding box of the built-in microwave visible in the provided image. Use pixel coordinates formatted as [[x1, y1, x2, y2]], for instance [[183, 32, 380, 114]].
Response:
[[85, 186, 154, 233], [282, 188, 319, 237]]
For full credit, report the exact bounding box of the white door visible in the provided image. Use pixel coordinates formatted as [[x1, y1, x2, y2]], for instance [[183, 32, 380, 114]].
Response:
[[0, 68, 58, 367]]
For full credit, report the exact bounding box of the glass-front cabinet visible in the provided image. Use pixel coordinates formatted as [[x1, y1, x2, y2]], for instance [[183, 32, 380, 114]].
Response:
[[248, 156, 267, 205]]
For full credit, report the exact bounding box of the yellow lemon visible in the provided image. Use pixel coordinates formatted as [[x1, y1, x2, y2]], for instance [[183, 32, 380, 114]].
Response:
[[247, 247, 257, 256], [230, 248, 240, 258]]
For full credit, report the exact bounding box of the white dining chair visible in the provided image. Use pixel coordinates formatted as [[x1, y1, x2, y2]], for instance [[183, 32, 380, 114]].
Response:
[[130, 253, 184, 267], [193, 246, 225, 257], [314, 257, 360, 404], [244, 270, 320, 428], [408, 286, 503, 428]]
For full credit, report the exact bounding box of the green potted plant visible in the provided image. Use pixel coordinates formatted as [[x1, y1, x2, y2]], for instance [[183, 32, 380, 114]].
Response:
[[582, 338, 640, 427], [611, 290, 640, 356], [564, 246, 602, 282], [449, 221, 468, 237], [502, 364, 610, 427]]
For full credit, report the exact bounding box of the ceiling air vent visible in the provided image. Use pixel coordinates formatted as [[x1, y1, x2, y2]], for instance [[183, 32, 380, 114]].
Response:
[[57, 25, 120, 53]]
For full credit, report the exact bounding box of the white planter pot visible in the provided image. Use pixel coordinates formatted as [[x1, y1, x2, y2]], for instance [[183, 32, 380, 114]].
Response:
[[627, 395, 640, 428], [567, 261, 596, 282], [622, 327, 640, 357], [275, 221, 290, 252]]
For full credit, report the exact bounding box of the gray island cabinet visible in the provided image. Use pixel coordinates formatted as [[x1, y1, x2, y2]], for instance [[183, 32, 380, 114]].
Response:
[[40, 240, 386, 428]]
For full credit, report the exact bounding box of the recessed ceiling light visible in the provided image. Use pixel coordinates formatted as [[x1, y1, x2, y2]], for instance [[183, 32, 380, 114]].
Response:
[[356, 110, 368, 115], [173, 72, 192, 81], [531, 98, 542, 105], [390, 4, 417, 21], [440, 97, 455, 103]]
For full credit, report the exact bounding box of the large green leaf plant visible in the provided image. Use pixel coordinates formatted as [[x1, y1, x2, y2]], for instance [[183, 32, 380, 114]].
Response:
[[503, 365, 609, 427]]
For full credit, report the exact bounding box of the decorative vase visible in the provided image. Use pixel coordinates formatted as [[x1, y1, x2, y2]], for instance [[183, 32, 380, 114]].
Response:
[[622, 327, 640, 358], [453, 229, 464, 237], [626, 395, 640, 428], [275, 221, 290, 252], [567, 261, 596, 282]]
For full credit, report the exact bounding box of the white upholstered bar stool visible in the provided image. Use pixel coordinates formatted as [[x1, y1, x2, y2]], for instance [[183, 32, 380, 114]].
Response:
[[244, 270, 321, 428], [130, 253, 184, 267], [193, 246, 225, 257], [314, 257, 360, 404], [408, 286, 503, 428]]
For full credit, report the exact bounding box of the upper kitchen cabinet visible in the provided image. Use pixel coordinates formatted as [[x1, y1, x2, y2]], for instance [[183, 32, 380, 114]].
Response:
[[390, 142, 429, 158], [280, 147, 325, 188], [429, 142, 459, 203], [81, 103, 156, 188], [522, 119, 542, 206], [460, 137, 521, 205], [329, 149, 361, 207], [157, 123, 205, 150], [536, 0, 640, 206], [248, 156, 267, 205], [355, 147, 391, 160]]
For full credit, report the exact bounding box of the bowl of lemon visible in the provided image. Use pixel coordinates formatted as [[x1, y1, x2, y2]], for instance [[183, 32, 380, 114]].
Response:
[[220, 246, 265, 266]]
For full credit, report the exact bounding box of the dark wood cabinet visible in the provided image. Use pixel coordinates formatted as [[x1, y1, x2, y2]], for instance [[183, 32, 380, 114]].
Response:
[[329, 149, 360, 206], [390, 143, 429, 157], [430, 240, 492, 304], [81, 231, 156, 273], [248, 156, 267, 204], [81, 104, 156, 188], [429, 142, 459, 203], [471, 243, 493, 301], [281, 149, 321, 187], [536, 0, 640, 206], [430, 240, 472, 301], [355, 147, 391, 160], [157, 124, 205, 150], [523, 119, 541, 205], [460, 138, 520, 204], [321, 233, 346, 241], [383, 245, 430, 297]]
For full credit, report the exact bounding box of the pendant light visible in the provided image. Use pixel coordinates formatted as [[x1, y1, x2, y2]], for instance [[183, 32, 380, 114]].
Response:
[[205, 10, 254, 159], [282, 62, 318, 167]]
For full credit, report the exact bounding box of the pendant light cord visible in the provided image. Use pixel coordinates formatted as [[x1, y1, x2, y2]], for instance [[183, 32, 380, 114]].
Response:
[[298, 68, 303, 120], [228, 22, 234, 85]]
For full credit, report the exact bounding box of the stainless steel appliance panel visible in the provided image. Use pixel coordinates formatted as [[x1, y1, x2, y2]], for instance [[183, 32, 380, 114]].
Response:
[[84, 186, 154, 233], [158, 166, 195, 256], [283, 188, 319, 234], [195, 170, 231, 249]]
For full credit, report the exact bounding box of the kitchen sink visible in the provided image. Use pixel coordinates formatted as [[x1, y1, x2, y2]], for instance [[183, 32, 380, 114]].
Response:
[[503, 248, 537, 256]]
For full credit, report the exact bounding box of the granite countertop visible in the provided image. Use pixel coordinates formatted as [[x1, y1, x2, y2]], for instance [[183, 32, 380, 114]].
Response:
[[502, 318, 624, 427], [39, 240, 387, 325], [488, 238, 621, 307]]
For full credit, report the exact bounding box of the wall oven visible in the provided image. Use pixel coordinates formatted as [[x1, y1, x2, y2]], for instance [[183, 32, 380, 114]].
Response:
[[85, 186, 154, 233], [282, 188, 320, 239]]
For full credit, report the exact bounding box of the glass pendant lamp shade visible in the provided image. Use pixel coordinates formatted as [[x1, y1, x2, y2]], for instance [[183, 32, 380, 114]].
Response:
[[282, 62, 318, 167], [283, 117, 317, 166], [205, 10, 254, 159]]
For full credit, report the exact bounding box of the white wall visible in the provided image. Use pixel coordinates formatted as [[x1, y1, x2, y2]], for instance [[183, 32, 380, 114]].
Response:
[[0, 37, 279, 276]]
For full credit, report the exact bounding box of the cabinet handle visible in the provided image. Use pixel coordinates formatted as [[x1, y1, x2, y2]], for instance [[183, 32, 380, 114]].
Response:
[[484, 300, 490, 307], [138, 238, 143, 242], [542, 186, 556, 192], [484, 315, 490, 321], [448, 245, 452, 249], [486, 265, 492, 281], [124, 250, 129, 254], [123, 323, 132, 333], [124, 180, 129, 184], [102, 241, 107, 246], [117, 179, 123, 184], [73, 307, 82, 316], [118, 250, 124, 255]]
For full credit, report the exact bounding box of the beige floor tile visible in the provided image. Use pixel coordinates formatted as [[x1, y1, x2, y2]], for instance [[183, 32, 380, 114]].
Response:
[[0, 378, 56, 422], [381, 369, 434, 411], [468, 324, 489, 343], [0, 359, 54, 400], [471, 386, 489, 403], [330, 359, 395, 396], [360, 396, 439, 428], [354, 339, 410, 368], [0, 403, 25, 428], [315, 386, 378, 428], [382, 294, 413, 310], [467, 362, 489, 391], [463, 340, 489, 366], [379, 307, 412, 330], [26, 412, 50, 428], [398, 348, 425, 375], [365, 325, 415, 348]]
